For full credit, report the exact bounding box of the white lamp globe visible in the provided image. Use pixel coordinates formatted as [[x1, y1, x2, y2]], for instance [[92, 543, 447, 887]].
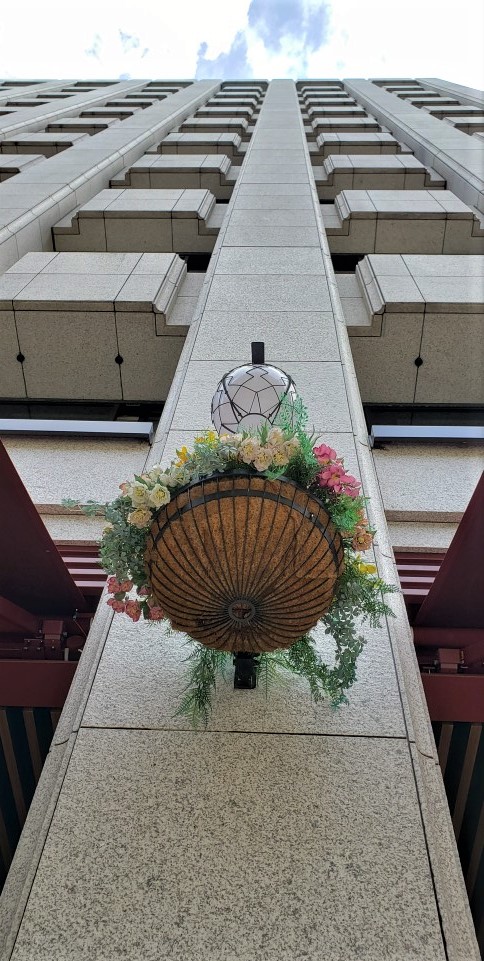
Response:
[[211, 363, 297, 435]]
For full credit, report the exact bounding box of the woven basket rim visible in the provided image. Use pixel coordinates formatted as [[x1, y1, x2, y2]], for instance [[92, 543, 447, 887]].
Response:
[[156, 468, 321, 502]]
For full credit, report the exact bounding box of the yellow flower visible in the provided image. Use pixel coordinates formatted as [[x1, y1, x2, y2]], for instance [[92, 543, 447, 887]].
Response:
[[175, 446, 190, 466], [127, 507, 152, 529], [103, 522, 114, 534], [195, 430, 218, 446], [357, 562, 377, 575]]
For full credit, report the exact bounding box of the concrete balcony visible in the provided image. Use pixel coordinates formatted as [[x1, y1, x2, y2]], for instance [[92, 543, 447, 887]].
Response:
[[111, 153, 238, 200], [445, 116, 484, 134], [309, 115, 382, 139], [0, 154, 44, 180], [311, 131, 409, 159], [178, 115, 251, 140], [0, 251, 202, 401], [53, 188, 224, 254], [154, 131, 246, 164], [322, 189, 484, 254], [195, 105, 254, 120], [45, 116, 120, 136], [307, 105, 367, 118], [0, 132, 88, 156], [339, 253, 484, 404], [314, 154, 444, 199]]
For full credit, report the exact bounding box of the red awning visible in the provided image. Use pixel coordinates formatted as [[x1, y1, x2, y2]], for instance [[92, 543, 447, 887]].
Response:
[[415, 472, 484, 629], [0, 442, 86, 616]]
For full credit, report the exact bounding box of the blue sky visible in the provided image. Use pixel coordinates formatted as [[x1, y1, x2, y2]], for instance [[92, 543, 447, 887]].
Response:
[[1, 0, 483, 89]]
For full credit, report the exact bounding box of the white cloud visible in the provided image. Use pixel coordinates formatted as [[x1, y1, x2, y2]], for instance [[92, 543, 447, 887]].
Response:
[[311, 0, 484, 88], [0, 0, 482, 88]]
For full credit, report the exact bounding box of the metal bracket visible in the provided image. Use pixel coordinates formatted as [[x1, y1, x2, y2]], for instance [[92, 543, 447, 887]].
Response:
[[233, 651, 259, 689]]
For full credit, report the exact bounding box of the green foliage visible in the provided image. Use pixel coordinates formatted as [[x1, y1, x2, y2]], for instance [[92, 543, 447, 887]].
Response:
[[276, 392, 308, 433], [282, 448, 319, 488], [102, 495, 154, 586], [275, 394, 320, 487], [334, 554, 398, 626], [320, 492, 364, 535], [174, 645, 230, 728], [256, 651, 290, 698]]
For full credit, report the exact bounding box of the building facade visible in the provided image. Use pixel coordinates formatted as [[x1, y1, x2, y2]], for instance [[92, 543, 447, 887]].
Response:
[[0, 76, 483, 959]]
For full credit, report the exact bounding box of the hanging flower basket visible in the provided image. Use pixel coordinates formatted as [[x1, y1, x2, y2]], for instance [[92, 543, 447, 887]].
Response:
[[145, 471, 344, 653], [64, 395, 396, 726]]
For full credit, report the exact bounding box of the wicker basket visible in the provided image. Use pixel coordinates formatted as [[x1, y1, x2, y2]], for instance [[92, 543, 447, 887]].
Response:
[[144, 472, 344, 653]]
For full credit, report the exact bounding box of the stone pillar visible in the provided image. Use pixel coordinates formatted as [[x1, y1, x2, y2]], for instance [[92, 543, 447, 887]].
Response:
[[1, 80, 479, 961]]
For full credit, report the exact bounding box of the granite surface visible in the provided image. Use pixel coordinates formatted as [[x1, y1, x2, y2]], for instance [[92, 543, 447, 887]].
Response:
[[10, 728, 446, 961], [3, 436, 148, 506], [81, 616, 406, 737], [373, 445, 484, 516]]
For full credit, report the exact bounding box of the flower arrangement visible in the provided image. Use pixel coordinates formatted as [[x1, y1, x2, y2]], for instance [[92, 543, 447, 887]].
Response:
[[66, 397, 396, 726]]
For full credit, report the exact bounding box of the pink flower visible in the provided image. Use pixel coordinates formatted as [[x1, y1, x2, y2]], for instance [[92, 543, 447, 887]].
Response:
[[148, 606, 164, 621], [107, 576, 122, 594], [125, 600, 142, 622], [107, 576, 133, 595], [319, 463, 347, 491], [341, 475, 361, 498], [343, 474, 360, 489], [313, 443, 337, 466], [119, 482, 130, 494], [138, 586, 150, 596], [107, 597, 126, 613]]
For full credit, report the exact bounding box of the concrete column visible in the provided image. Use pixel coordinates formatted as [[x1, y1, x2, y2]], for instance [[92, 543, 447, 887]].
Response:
[[344, 79, 484, 215], [1, 80, 479, 961]]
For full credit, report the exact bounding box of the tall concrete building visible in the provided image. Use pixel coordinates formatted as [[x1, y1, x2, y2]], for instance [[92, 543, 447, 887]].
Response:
[[0, 76, 483, 960]]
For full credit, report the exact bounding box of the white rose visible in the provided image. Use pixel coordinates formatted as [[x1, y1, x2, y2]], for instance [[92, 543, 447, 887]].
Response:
[[127, 507, 152, 528], [271, 447, 289, 467], [149, 471, 171, 486], [166, 467, 185, 487], [148, 484, 171, 509], [284, 437, 300, 458], [239, 438, 260, 464], [267, 426, 284, 445], [130, 481, 150, 507], [253, 447, 274, 472]]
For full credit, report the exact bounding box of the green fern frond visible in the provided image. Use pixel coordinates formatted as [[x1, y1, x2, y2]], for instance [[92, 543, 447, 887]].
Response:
[[174, 644, 231, 728]]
